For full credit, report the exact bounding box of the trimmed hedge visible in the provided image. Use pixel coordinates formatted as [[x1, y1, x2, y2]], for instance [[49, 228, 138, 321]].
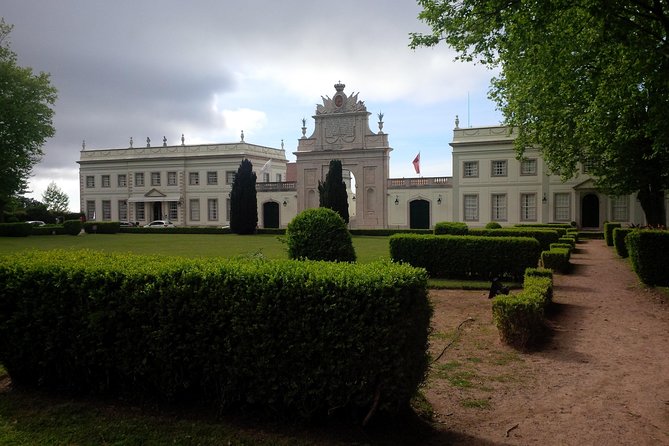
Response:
[[0, 250, 431, 421], [550, 242, 573, 252], [64, 219, 83, 235], [613, 227, 634, 258], [434, 221, 468, 235], [558, 236, 576, 248], [30, 225, 69, 236], [389, 234, 540, 280], [121, 226, 232, 234], [0, 222, 32, 237], [541, 248, 570, 273], [604, 222, 622, 246], [468, 228, 560, 252], [514, 223, 569, 237], [492, 270, 553, 349], [83, 221, 121, 234], [286, 208, 356, 262], [626, 230, 669, 286], [351, 228, 432, 236]]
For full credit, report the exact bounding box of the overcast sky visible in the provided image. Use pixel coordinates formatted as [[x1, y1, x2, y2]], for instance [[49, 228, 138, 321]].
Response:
[[4, 0, 502, 211]]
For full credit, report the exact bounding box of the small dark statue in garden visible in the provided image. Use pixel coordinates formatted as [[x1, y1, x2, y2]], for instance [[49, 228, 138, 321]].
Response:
[[488, 277, 510, 299]]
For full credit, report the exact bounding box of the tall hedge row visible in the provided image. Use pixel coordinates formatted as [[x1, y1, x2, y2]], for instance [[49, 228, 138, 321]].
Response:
[[0, 250, 431, 420], [626, 230, 669, 286], [468, 228, 560, 252], [613, 227, 634, 258], [389, 234, 540, 280], [604, 222, 622, 246]]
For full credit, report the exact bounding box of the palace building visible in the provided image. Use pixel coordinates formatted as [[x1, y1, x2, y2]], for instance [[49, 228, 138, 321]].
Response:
[[78, 83, 660, 229]]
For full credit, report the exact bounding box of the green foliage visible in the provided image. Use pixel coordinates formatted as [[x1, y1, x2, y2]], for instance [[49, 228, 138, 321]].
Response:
[[613, 227, 634, 258], [0, 250, 431, 420], [604, 222, 622, 246], [41, 181, 70, 213], [550, 243, 573, 252], [469, 228, 560, 251], [626, 230, 669, 286], [30, 224, 68, 236], [541, 248, 571, 273], [63, 219, 82, 235], [230, 159, 258, 235], [492, 272, 553, 349], [286, 208, 356, 262], [411, 1, 669, 225], [0, 222, 31, 237], [433, 221, 468, 235], [557, 236, 576, 248], [389, 234, 540, 280], [352, 228, 432, 236], [485, 221, 502, 229], [514, 224, 568, 237], [83, 221, 120, 234], [318, 159, 349, 223], [0, 19, 57, 219]]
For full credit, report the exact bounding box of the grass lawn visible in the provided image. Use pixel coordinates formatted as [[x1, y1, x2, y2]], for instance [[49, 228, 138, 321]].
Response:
[[0, 233, 391, 263]]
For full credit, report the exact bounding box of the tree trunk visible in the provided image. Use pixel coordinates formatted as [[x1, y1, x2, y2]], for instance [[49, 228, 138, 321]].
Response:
[[637, 187, 666, 227]]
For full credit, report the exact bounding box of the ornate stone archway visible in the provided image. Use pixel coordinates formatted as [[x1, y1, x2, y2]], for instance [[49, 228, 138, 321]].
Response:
[[295, 82, 392, 229]]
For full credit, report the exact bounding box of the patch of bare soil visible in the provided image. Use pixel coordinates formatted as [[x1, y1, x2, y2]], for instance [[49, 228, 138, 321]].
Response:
[[425, 239, 669, 445]]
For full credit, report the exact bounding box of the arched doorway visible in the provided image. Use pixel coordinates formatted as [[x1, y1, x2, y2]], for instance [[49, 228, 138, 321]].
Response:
[[581, 194, 600, 228], [410, 199, 430, 229], [263, 201, 280, 228]]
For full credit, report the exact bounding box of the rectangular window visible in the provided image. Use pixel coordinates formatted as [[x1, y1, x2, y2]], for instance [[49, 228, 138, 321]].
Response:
[[554, 193, 570, 221], [207, 171, 218, 185], [263, 173, 270, 182], [168, 202, 178, 221], [276, 173, 282, 182], [521, 159, 537, 176], [86, 176, 95, 188], [189, 199, 200, 221], [117, 174, 127, 187], [226, 171, 236, 184], [167, 171, 177, 186], [151, 172, 161, 186], [136, 202, 145, 220], [463, 194, 479, 221], [118, 200, 128, 221], [101, 175, 110, 188], [135, 172, 144, 187], [463, 161, 479, 178], [491, 194, 507, 221], [491, 160, 507, 177], [208, 199, 218, 221], [611, 196, 629, 221], [189, 172, 199, 185], [226, 198, 231, 222], [86, 200, 96, 220], [520, 193, 537, 221], [102, 200, 111, 221]]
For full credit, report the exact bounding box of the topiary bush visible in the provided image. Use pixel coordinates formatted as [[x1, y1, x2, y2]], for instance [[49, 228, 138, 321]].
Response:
[[433, 221, 468, 235], [485, 221, 502, 229], [63, 219, 83, 235], [83, 221, 120, 234], [0, 222, 32, 237], [286, 208, 356, 262], [604, 222, 622, 246], [613, 227, 634, 258], [626, 229, 669, 286]]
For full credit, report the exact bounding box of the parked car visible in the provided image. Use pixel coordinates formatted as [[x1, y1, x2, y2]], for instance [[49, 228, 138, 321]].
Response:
[[119, 221, 136, 227], [26, 220, 46, 226], [143, 220, 175, 228]]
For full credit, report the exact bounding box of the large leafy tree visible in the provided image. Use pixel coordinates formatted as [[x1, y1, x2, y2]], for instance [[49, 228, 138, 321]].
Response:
[[411, 0, 669, 225], [318, 159, 349, 224], [230, 158, 258, 234], [42, 181, 70, 214], [0, 18, 57, 222]]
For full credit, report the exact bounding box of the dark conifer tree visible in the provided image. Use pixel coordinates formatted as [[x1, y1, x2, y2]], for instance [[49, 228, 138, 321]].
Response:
[[230, 159, 258, 234], [318, 159, 349, 224]]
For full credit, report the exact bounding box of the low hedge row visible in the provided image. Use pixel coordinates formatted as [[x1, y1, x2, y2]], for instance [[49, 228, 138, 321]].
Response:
[[434, 222, 469, 235], [0, 250, 431, 421], [83, 221, 121, 234], [30, 225, 69, 236], [613, 227, 634, 258], [468, 228, 560, 252], [120, 226, 232, 234], [541, 247, 571, 273], [604, 222, 622, 246], [389, 234, 540, 280], [492, 267, 553, 349], [0, 222, 32, 237], [514, 223, 570, 237], [626, 230, 669, 286]]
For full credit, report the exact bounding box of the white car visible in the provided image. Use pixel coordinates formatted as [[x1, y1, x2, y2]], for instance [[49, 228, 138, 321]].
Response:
[[26, 220, 46, 226], [143, 220, 175, 228]]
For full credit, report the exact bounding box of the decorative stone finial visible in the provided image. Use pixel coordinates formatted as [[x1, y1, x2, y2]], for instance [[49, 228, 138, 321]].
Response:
[[129, 137, 133, 148], [377, 111, 384, 134], [455, 115, 460, 129], [240, 130, 245, 142], [334, 80, 345, 92], [301, 118, 307, 137], [181, 134, 185, 145], [146, 137, 151, 147], [162, 136, 167, 147], [281, 139, 284, 150], [82, 139, 86, 150]]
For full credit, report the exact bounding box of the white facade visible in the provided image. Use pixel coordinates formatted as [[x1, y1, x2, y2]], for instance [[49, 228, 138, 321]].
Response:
[[78, 85, 665, 230]]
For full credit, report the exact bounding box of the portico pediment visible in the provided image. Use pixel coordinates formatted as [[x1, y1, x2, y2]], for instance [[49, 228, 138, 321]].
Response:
[[144, 188, 167, 197], [574, 178, 597, 190]]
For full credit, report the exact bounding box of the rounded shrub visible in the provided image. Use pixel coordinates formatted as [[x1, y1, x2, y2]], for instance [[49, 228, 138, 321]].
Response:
[[485, 221, 502, 229], [63, 219, 82, 235], [286, 208, 356, 262]]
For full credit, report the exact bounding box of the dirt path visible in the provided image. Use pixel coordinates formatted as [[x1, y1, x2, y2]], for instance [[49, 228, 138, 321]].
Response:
[[425, 239, 669, 445]]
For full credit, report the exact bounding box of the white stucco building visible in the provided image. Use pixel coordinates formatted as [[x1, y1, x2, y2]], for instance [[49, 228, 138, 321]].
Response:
[[78, 83, 664, 230]]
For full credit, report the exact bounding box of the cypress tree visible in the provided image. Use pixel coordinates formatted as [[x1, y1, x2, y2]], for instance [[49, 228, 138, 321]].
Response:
[[318, 159, 349, 224], [230, 159, 258, 234]]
